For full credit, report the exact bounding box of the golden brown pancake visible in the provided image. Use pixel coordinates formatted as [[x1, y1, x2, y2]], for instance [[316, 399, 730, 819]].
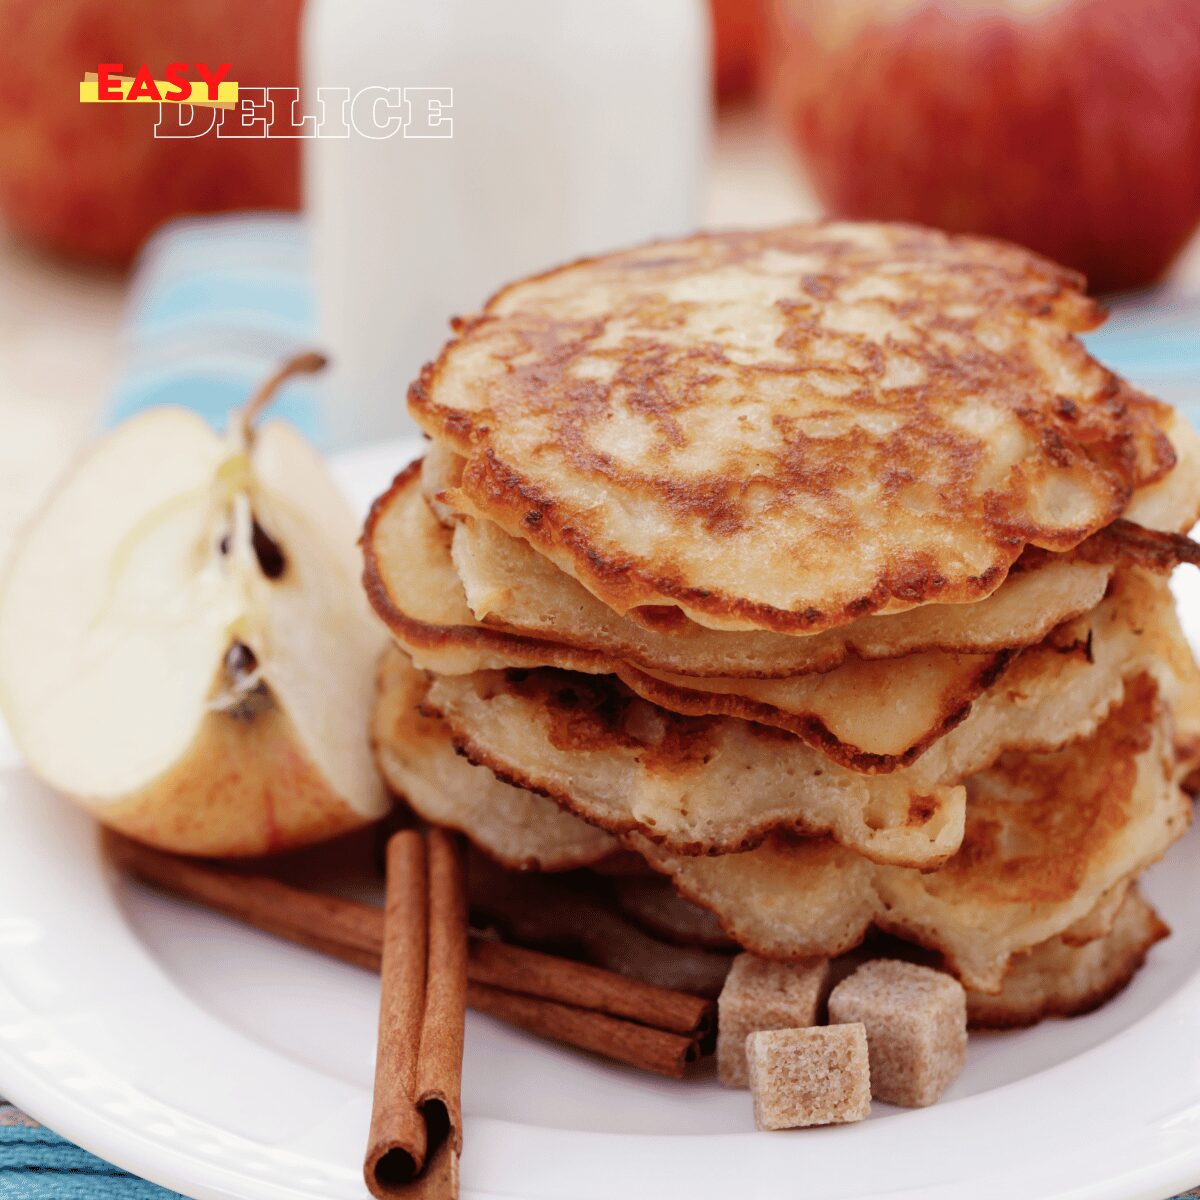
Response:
[[366, 462, 1118, 678], [426, 404, 1200, 645], [632, 677, 1188, 993], [1056, 882, 1133, 948], [613, 649, 1013, 767], [367, 219, 1199, 1033], [422, 571, 1188, 866], [410, 222, 1172, 634], [366, 435, 1200, 712], [966, 887, 1169, 1028], [1123, 408, 1200, 532], [371, 646, 617, 872], [374, 465, 1027, 767]]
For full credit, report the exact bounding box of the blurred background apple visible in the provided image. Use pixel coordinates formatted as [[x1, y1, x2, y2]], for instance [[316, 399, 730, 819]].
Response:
[[711, 0, 766, 99], [0, 0, 302, 265], [765, 0, 1200, 292]]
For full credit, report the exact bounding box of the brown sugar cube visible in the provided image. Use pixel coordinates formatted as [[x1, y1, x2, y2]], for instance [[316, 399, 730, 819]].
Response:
[[746, 1024, 872, 1130], [717, 953, 832, 1087], [827, 959, 966, 1107]]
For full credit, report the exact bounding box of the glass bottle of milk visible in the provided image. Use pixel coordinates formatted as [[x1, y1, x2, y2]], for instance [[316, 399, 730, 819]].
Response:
[[303, 0, 711, 448]]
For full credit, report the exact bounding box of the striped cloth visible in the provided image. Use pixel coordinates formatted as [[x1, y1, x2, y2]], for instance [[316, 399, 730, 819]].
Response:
[[0, 1107, 181, 1199], [2, 213, 1200, 1198], [104, 214, 321, 438]]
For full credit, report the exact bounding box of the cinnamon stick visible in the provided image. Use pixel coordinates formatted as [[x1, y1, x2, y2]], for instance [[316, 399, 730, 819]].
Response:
[[103, 830, 382, 969], [467, 938, 711, 1038], [365, 829, 467, 1200], [102, 830, 713, 1072], [467, 982, 697, 1077]]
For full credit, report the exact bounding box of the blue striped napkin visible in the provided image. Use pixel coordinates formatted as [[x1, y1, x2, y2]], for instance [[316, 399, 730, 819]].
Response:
[[2, 212, 1199, 1198], [0, 1113, 181, 1198], [103, 213, 320, 439]]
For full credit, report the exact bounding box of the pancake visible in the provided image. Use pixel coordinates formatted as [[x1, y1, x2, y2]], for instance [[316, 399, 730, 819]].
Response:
[[1124, 408, 1200, 532], [608, 524, 1197, 767], [1165, 603, 1200, 780], [614, 650, 1014, 768], [1056, 882, 1132, 948], [448, 486, 1113, 655], [966, 887, 1168, 1028], [365, 458, 1197, 687], [410, 222, 1172, 634], [428, 403, 1200, 646], [376, 464, 1023, 768], [423, 571, 1186, 866], [370, 646, 617, 872], [632, 677, 1188, 993]]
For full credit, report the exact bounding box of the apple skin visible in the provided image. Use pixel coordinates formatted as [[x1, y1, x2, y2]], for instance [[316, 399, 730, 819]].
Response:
[[765, 0, 1200, 292], [711, 0, 766, 99], [0, 0, 301, 265], [98, 699, 379, 858]]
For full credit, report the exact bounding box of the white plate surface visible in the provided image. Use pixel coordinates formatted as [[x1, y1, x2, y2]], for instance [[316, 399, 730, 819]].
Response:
[[2, 440, 1200, 1200]]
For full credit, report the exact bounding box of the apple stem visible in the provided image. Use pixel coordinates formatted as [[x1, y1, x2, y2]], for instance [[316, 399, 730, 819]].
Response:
[[238, 351, 328, 441]]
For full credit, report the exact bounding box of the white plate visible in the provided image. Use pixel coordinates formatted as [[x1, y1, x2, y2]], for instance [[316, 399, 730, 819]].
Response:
[[3, 439, 1200, 1200]]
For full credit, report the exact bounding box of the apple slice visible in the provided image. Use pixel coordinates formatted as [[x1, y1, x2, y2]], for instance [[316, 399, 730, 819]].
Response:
[[0, 354, 389, 855]]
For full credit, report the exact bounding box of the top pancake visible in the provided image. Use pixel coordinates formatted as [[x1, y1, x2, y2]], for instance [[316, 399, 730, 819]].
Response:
[[410, 222, 1173, 634]]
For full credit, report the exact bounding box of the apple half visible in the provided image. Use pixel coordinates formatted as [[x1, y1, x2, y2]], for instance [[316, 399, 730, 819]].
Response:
[[0, 356, 389, 855]]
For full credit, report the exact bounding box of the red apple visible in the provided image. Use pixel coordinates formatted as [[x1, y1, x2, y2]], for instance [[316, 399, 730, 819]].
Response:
[[765, 0, 1200, 292], [0, 0, 301, 265], [712, 0, 767, 100]]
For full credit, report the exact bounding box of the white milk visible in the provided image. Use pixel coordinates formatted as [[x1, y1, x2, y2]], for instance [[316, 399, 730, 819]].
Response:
[[303, 0, 711, 447]]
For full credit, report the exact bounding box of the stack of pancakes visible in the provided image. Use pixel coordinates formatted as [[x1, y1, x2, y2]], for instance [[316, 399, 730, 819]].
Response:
[[363, 223, 1200, 1024]]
